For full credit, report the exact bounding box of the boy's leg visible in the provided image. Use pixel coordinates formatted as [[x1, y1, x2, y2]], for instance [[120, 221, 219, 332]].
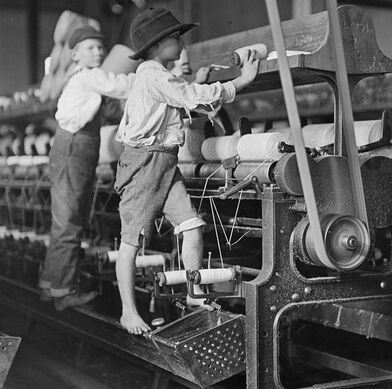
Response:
[[162, 169, 212, 309], [180, 227, 213, 310], [39, 129, 99, 308], [116, 241, 151, 334], [115, 146, 179, 333]]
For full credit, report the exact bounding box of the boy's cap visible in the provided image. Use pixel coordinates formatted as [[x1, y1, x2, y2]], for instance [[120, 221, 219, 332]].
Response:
[[129, 8, 198, 60], [68, 26, 105, 49]]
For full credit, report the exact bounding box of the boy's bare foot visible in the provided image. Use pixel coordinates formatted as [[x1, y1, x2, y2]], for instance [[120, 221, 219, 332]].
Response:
[[186, 295, 214, 311], [120, 313, 151, 335]]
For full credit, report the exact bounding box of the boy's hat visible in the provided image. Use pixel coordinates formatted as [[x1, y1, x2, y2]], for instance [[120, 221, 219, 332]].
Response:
[[129, 8, 198, 60], [68, 26, 105, 49]]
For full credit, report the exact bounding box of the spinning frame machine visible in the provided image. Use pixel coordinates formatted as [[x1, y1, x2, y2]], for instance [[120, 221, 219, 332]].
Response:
[[1, 1, 392, 388]]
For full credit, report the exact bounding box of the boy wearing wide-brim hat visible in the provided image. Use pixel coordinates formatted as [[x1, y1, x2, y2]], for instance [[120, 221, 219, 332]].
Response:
[[115, 7, 260, 335], [39, 26, 136, 311]]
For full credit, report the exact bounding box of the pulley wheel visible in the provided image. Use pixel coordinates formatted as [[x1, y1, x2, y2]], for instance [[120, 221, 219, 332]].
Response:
[[301, 214, 370, 271]]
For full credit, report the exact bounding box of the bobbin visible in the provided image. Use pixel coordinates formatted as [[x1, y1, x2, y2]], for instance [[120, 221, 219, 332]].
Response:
[[186, 266, 242, 299], [153, 270, 189, 299]]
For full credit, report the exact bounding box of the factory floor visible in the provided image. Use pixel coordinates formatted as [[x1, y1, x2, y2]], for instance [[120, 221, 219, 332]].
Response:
[[0, 306, 185, 389]]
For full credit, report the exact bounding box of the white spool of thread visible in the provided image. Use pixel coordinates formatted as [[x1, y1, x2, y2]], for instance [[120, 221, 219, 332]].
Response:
[[237, 133, 288, 161], [105, 251, 165, 268], [230, 44, 268, 66], [201, 135, 239, 161], [195, 268, 236, 284], [34, 133, 52, 155], [302, 123, 334, 148], [157, 270, 187, 286], [0, 135, 14, 156], [24, 135, 36, 155], [99, 125, 120, 164], [11, 138, 22, 156], [178, 163, 198, 178], [354, 120, 382, 147], [198, 163, 227, 179], [178, 118, 207, 162]]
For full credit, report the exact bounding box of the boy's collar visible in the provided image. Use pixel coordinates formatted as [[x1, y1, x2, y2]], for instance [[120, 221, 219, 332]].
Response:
[[137, 59, 168, 73]]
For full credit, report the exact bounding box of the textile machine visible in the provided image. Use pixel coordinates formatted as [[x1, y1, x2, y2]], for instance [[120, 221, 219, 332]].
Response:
[[1, 1, 392, 388]]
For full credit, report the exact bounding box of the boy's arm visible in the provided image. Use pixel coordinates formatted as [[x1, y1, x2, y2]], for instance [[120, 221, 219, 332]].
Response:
[[149, 70, 235, 114], [149, 51, 259, 115], [82, 68, 136, 99]]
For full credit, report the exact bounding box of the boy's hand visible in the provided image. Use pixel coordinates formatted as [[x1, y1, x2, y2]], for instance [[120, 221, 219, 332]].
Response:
[[240, 50, 260, 83], [194, 66, 211, 84]]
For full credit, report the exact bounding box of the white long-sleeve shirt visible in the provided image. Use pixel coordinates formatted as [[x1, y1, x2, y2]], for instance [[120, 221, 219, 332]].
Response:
[[116, 60, 236, 148], [56, 66, 135, 133]]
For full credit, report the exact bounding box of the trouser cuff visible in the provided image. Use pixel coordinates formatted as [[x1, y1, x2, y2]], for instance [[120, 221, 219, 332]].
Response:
[[38, 280, 51, 289], [49, 287, 73, 298], [174, 217, 206, 235]]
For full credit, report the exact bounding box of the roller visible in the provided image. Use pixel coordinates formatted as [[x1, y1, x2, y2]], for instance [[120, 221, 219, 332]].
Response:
[[301, 120, 382, 148], [100, 250, 166, 268], [193, 268, 236, 284], [156, 270, 187, 286], [234, 162, 275, 184], [201, 135, 239, 161], [354, 120, 382, 147], [237, 133, 288, 161], [230, 43, 268, 66], [178, 163, 199, 178], [198, 163, 227, 179]]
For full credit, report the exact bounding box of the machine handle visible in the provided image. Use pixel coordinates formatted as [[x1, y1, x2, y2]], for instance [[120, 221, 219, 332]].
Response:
[[219, 176, 260, 200]]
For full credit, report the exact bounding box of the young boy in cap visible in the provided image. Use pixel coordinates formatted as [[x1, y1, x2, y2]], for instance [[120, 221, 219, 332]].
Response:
[[39, 26, 135, 311], [115, 7, 260, 335]]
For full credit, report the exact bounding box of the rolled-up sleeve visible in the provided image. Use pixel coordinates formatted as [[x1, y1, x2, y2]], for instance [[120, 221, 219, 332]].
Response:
[[148, 70, 236, 114], [82, 68, 136, 99]]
